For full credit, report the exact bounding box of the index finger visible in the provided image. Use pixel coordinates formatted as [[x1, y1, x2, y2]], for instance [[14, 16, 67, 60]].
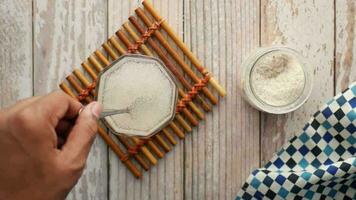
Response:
[[38, 91, 83, 125]]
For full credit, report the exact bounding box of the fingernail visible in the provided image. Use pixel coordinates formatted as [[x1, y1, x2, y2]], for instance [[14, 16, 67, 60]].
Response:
[[90, 101, 103, 119]]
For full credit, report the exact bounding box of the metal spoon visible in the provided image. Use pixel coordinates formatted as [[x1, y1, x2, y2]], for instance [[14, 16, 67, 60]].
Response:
[[78, 106, 130, 119], [79, 97, 149, 119], [99, 108, 130, 118]]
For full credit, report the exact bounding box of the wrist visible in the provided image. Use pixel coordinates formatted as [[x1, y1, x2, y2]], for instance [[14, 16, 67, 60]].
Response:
[[9, 183, 67, 200]]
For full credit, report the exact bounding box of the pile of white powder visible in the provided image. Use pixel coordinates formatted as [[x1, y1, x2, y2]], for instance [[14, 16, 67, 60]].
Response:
[[99, 58, 176, 137], [250, 51, 305, 106]]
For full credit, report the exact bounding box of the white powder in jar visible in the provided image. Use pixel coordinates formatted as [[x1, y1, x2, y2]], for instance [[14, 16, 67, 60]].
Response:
[[250, 51, 305, 106]]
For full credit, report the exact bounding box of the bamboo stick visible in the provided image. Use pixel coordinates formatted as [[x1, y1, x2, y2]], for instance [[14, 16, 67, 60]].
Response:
[[66, 75, 92, 102], [169, 122, 184, 139], [142, 0, 226, 97], [123, 22, 205, 120], [73, 69, 95, 96], [115, 26, 153, 56], [116, 29, 198, 127], [102, 42, 119, 60], [117, 137, 150, 171], [162, 128, 177, 145], [97, 127, 141, 178], [154, 134, 171, 152], [94, 50, 110, 66], [132, 137, 164, 158], [66, 76, 90, 97], [117, 135, 151, 170], [59, 83, 76, 98], [109, 37, 126, 55], [128, 137, 158, 165], [73, 69, 91, 86], [59, 82, 142, 178], [178, 89, 204, 120], [181, 109, 198, 126], [180, 89, 205, 119], [81, 62, 97, 80], [88, 55, 103, 71], [136, 8, 218, 105], [128, 16, 213, 112], [175, 114, 192, 132], [146, 140, 164, 158]]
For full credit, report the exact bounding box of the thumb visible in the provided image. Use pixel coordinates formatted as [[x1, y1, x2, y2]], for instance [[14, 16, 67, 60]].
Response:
[[61, 101, 103, 162]]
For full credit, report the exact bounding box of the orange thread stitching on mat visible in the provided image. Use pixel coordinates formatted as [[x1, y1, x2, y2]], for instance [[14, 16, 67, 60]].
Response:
[[120, 154, 130, 162], [176, 73, 211, 113], [127, 19, 165, 53], [76, 20, 166, 101], [77, 81, 96, 101], [128, 139, 148, 155]]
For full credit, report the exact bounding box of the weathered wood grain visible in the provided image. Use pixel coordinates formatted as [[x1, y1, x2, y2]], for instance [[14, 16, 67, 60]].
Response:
[[183, 0, 260, 199], [33, 0, 108, 199], [107, 1, 184, 200], [260, 0, 335, 164], [2, 0, 354, 199], [336, 0, 356, 91], [0, 0, 32, 108]]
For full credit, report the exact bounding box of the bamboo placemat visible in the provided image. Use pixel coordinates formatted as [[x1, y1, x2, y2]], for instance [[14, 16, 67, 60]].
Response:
[[59, 0, 226, 178]]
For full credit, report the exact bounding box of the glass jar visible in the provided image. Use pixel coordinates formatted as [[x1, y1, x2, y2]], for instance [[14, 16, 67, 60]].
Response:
[[239, 47, 313, 114]]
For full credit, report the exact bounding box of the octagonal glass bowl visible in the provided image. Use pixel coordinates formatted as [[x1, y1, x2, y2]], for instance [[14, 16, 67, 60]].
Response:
[[95, 55, 178, 138]]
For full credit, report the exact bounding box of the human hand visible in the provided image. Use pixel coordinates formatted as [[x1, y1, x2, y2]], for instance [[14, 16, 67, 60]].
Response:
[[0, 91, 103, 200]]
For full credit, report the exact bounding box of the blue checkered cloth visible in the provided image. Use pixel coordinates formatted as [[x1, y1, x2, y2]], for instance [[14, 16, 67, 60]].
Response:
[[236, 83, 356, 199]]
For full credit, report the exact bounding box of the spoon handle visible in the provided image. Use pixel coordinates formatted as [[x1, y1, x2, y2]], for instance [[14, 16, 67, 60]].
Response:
[[99, 108, 130, 118]]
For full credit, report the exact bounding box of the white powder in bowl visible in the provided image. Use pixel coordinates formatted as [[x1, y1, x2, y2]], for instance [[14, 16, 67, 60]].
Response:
[[97, 56, 177, 137], [250, 51, 305, 106]]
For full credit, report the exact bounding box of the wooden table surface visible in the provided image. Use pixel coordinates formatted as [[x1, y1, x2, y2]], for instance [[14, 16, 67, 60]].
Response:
[[0, 0, 355, 199]]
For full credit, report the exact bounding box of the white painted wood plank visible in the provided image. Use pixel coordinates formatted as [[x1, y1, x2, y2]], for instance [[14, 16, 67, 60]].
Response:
[[260, 0, 335, 164], [107, 1, 184, 200], [336, 0, 356, 91], [2, 0, 351, 199], [33, 0, 108, 199], [0, 0, 32, 107], [183, 0, 260, 199]]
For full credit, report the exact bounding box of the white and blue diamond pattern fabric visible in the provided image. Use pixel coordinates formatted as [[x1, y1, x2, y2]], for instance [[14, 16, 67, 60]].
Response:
[[236, 82, 356, 200]]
